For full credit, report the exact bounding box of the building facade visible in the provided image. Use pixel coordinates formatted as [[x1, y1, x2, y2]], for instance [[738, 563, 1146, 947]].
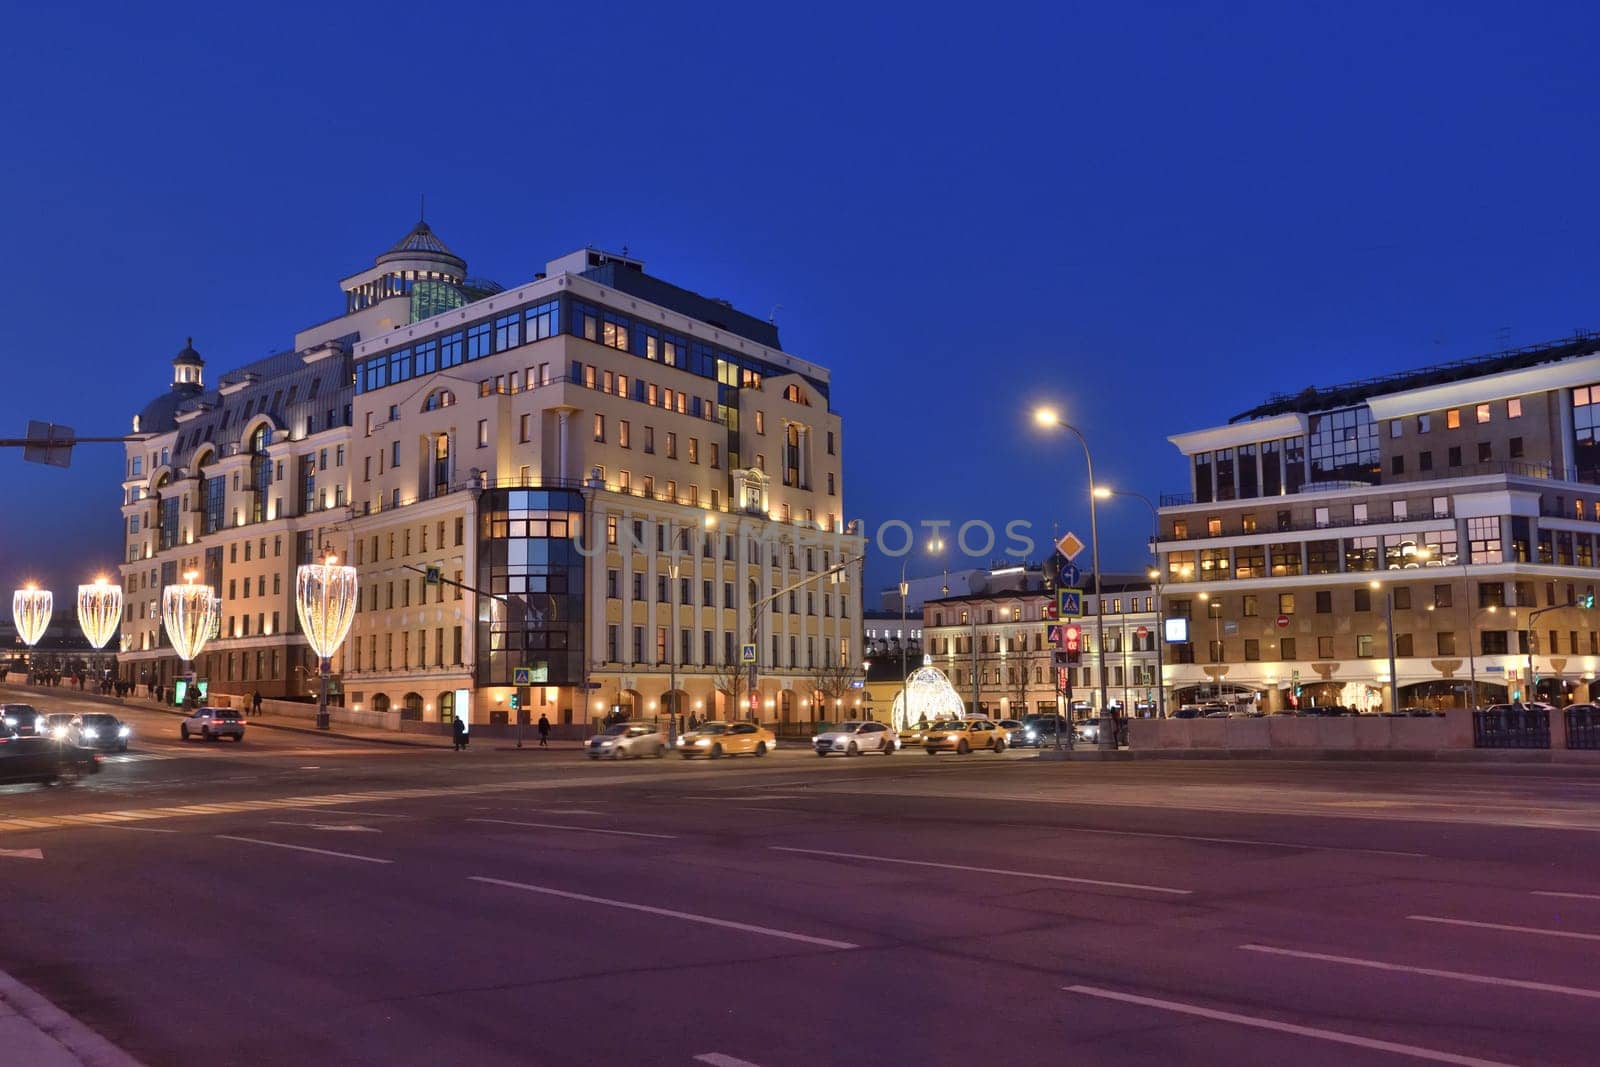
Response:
[[119, 224, 863, 725], [921, 571, 1159, 719], [1158, 333, 1600, 711]]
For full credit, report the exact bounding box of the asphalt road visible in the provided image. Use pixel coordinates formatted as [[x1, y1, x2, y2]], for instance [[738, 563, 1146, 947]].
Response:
[[2, 686, 1599, 1066]]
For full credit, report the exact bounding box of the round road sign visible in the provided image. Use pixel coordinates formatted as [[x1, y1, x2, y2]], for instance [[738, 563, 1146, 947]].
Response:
[[1276, 614, 1290, 628]]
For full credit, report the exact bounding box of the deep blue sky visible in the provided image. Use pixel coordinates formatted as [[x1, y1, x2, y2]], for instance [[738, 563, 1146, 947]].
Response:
[[3, 1, 1597, 603]]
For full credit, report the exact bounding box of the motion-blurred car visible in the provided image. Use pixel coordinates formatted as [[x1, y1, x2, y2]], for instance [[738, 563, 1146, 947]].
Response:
[[1013, 716, 1069, 747], [676, 721, 775, 759], [1075, 717, 1122, 744], [898, 722, 936, 748], [0, 727, 101, 786], [813, 720, 895, 756], [924, 719, 1005, 755], [180, 707, 245, 742], [72, 713, 132, 752], [587, 723, 666, 759], [0, 704, 42, 736], [996, 719, 1026, 743], [42, 713, 76, 741]]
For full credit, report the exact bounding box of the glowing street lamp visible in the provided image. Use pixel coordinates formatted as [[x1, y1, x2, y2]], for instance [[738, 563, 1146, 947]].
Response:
[[78, 577, 123, 685], [295, 553, 358, 731], [13, 584, 53, 649], [162, 571, 219, 705]]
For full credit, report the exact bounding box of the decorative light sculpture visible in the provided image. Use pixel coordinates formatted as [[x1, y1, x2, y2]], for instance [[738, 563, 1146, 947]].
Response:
[[162, 571, 219, 703], [295, 554, 358, 730], [78, 578, 123, 687], [77, 578, 122, 650], [890, 665, 966, 731], [13, 585, 53, 648]]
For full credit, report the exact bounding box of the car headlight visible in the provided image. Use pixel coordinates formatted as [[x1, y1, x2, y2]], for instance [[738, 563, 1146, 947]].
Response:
[[52, 727, 68, 740], [82, 728, 98, 740], [676, 737, 688, 747], [694, 738, 710, 747], [3, 717, 15, 727], [1025, 730, 1037, 739], [118, 726, 131, 737]]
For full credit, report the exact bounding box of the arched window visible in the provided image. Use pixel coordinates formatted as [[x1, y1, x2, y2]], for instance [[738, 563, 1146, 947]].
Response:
[[422, 389, 456, 412]]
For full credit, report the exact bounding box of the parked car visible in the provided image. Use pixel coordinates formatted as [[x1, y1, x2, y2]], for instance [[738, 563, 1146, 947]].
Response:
[[587, 723, 666, 759], [0, 728, 102, 786], [71, 713, 132, 751], [1171, 707, 1205, 720], [924, 719, 1005, 755], [0, 704, 42, 736], [676, 721, 775, 759], [180, 706, 245, 742], [814, 721, 896, 757], [1075, 717, 1123, 744]]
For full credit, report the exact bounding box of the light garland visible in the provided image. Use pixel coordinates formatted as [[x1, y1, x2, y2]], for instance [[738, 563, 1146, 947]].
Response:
[[12, 586, 53, 648], [77, 578, 123, 650], [890, 665, 967, 730], [162, 572, 219, 664]]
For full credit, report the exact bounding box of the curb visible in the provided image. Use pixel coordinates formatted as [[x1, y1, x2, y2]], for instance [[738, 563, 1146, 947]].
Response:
[[0, 966, 144, 1067]]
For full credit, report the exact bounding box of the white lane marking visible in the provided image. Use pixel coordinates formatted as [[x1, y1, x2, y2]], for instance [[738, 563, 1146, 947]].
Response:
[[696, 1055, 764, 1067], [1532, 890, 1600, 902], [1063, 985, 1516, 1067], [467, 818, 676, 840], [469, 876, 858, 949], [0, 848, 43, 860], [544, 809, 606, 815], [266, 822, 382, 833], [770, 846, 1191, 896], [99, 825, 178, 834], [1409, 914, 1600, 943], [217, 835, 393, 864], [1057, 824, 1427, 858], [1241, 943, 1600, 1000], [300, 766, 322, 770]]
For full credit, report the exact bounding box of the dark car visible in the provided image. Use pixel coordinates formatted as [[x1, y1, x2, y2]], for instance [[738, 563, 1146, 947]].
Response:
[[0, 704, 42, 736], [0, 729, 102, 786], [73, 713, 131, 752], [1014, 716, 1069, 747], [41, 713, 76, 741]]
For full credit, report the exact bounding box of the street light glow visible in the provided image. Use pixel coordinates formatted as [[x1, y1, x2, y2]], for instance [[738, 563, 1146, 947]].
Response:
[[1092, 485, 1112, 499], [1033, 407, 1059, 428]]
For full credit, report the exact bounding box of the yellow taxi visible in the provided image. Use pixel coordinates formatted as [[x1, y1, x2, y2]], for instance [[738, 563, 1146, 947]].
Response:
[[923, 718, 1006, 755], [676, 720, 776, 759], [898, 721, 936, 749]]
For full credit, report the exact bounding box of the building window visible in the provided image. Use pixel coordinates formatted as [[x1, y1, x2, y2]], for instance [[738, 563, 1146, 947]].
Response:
[[477, 420, 488, 448], [1356, 634, 1375, 658], [1437, 631, 1457, 655], [1419, 451, 1433, 471], [1278, 593, 1295, 615], [1317, 636, 1334, 658], [593, 414, 605, 442], [1477, 441, 1492, 462], [1315, 590, 1333, 613], [1279, 637, 1296, 660], [1242, 594, 1258, 617], [1447, 445, 1462, 467], [1243, 639, 1260, 662], [1467, 516, 1503, 564], [1352, 587, 1371, 612], [1510, 437, 1523, 458], [1475, 403, 1491, 424], [1446, 409, 1461, 429], [1508, 397, 1522, 418]]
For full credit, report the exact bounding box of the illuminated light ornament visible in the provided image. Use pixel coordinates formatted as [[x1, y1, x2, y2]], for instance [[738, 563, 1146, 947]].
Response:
[[76, 579, 123, 649], [162, 572, 219, 664], [891, 665, 967, 730], [12, 586, 53, 647], [295, 558, 358, 662], [297, 557, 358, 731]]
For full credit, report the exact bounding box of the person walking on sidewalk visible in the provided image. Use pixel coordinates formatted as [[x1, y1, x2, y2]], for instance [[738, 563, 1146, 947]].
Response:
[[251, 690, 262, 718], [452, 715, 468, 751], [537, 713, 550, 748]]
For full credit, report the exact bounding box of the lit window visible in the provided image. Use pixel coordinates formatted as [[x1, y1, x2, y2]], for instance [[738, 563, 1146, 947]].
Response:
[[1508, 398, 1522, 418], [1475, 403, 1491, 424], [1446, 409, 1461, 429], [593, 414, 605, 442]]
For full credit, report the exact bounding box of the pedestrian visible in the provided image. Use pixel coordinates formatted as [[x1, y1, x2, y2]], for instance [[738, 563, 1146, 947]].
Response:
[[251, 690, 262, 718], [537, 713, 550, 748], [452, 715, 467, 751]]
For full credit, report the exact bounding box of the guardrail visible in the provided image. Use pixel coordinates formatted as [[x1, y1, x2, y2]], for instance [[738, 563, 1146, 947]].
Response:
[[1472, 708, 1550, 749], [1564, 706, 1600, 750]]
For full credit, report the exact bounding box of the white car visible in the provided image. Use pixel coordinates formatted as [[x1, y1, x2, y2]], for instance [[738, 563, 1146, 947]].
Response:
[[586, 723, 666, 759], [813, 721, 896, 757]]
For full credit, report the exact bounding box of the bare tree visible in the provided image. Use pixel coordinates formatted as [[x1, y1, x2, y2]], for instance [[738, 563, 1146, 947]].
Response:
[[811, 659, 858, 722], [711, 660, 747, 722]]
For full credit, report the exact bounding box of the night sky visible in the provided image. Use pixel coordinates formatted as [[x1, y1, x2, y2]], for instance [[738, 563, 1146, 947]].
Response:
[[2, 1, 1597, 603]]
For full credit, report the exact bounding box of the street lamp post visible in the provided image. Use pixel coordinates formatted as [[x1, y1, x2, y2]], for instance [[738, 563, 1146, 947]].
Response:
[[1095, 487, 1167, 718], [295, 554, 358, 731], [161, 572, 219, 708], [899, 561, 910, 734], [1372, 580, 1399, 713], [1035, 408, 1112, 749]]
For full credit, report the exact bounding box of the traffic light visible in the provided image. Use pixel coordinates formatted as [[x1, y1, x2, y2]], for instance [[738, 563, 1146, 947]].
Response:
[[1063, 624, 1082, 665], [1583, 593, 1595, 609], [509, 694, 519, 711]]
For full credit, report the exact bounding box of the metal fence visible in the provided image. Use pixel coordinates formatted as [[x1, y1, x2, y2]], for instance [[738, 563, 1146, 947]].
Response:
[[1472, 708, 1550, 749], [1565, 707, 1600, 751]]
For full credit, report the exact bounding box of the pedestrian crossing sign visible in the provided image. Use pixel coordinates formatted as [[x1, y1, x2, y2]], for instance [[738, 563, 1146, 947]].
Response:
[[741, 643, 758, 664], [1058, 588, 1083, 619], [512, 667, 533, 686]]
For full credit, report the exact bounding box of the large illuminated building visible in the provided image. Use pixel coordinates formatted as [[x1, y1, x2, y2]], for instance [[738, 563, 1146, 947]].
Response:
[[1159, 333, 1600, 710], [118, 222, 863, 726]]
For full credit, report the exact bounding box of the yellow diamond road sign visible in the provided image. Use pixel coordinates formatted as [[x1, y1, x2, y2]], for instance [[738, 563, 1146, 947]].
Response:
[[1056, 531, 1085, 561]]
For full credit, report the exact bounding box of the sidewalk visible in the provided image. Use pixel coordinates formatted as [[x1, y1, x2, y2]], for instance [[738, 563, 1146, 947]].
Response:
[[0, 966, 143, 1066]]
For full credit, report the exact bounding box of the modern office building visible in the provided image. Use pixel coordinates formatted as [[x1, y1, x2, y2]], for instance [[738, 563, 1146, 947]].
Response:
[[118, 222, 863, 725], [921, 572, 1159, 719], [1158, 332, 1600, 711]]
